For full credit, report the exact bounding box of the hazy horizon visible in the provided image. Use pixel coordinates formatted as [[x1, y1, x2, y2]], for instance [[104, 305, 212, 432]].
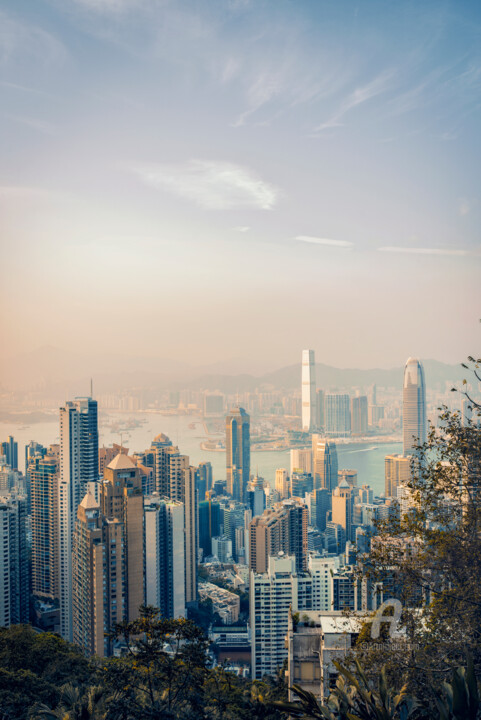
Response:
[[1, 0, 480, 370]]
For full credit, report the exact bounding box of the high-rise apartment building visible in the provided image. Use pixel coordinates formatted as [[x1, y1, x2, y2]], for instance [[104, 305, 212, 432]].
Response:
[[0, 494, 29, 626], [72, 493, 124, 657], [351, 396, 368, 435], [31, 454, 59, 600], [144, 495, 186, 619], [324, 394, 351, 437], [312, 436, 338, 491], [101, 453, 144, 621], [226, 407, 250, 502], [403, 357, 426, 456], [59, 397, 99, 642], [183, 466, 198, 605], [166, 446, 189, 503], [196, 461, 213, 501], [249, 498, 308, 573], [99, 443, 128, 479], [250, 553, 340, 680], [301, 350, 316, 432], [385, 454, 412, 498]]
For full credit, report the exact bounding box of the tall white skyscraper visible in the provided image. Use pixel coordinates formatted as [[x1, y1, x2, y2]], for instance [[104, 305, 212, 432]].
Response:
[[403, 358, 426, 456], [59, 397, 98, 641], [301, 350, 316, 432]]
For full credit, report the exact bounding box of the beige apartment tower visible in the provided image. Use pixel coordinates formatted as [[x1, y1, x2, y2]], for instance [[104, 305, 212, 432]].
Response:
[[249, 499, 308, 574], [101, 454, 144, 621], [72, 493, 124, 657]]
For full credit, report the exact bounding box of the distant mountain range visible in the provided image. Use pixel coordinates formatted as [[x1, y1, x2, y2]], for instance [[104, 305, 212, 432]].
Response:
[[0, 345, 468, 396]]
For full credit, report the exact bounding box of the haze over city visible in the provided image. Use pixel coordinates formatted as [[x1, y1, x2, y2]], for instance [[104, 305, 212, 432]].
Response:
[[1, 0, 480, 374]]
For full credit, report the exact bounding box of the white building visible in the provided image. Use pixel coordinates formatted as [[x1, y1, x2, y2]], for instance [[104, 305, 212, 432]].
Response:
[[59, 398, 99, 641], [301, 350, 316, 432], [144, 495, 186, 619]]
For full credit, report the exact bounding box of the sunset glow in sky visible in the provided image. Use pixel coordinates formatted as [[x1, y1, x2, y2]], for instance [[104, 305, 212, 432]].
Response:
[[1, 0, 480, 370]]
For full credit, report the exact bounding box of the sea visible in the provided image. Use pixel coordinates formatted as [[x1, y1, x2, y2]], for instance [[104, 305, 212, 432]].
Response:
[[4, 411, 401, 498]]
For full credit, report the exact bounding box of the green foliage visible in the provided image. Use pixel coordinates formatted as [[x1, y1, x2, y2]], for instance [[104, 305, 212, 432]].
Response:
[[4, 609, 287, 719], [0, 625, 92, 720]]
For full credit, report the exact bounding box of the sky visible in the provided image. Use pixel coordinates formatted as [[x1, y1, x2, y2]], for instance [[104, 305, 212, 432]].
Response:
[[0, 0, 480, 373]]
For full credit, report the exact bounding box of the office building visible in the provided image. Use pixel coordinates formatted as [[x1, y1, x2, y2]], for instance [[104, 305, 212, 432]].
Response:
[[144, 495, 186, 619], [101, 453, 144, 621], [198, 499, 221, 558], [301, 350, 316, 432], [331, 481, 353, 544], [351, 396, 368, 435], [324, 394, 351, 437], [385, 454, 412, 498], [1, 436, 18, 470], [316, 389, 325, 430], [275, 468, 289, 499], [312, 437, 338, 491], [0, 494, 29, 626], [72, 493, 124, 657], [58, 397, 99, 642], [196, 461, 213, 502], [31, 454, 59, 600], [403, 357, 427, 456], [290, 448, 312, 475], [226, 407, 250, 502], [247, 477, 266, 518], [290, 471, 313, 498]]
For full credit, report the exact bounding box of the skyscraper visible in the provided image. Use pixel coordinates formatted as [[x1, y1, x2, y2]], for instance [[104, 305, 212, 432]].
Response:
[[31, 453, 59, 600], [351, 396, 368, 435], [249, 498, 308, 573], [312, 436, 338, 492], [226, 407, 250, 502], [0, 494, 29, 627], [403, 358, 427, 456], [324, 394, 351, 437], [72, 493, 124, 657], [183, 466, 198, 605], [1, 436, 18, 470], [144, 495, 186, 619], [385, 454, 411, 498], [301, 350, 316, 432], [101, 453, 144, 621], [59, 397, 99, 642]]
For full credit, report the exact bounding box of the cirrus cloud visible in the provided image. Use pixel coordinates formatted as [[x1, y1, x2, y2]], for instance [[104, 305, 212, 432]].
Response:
[[378, 246, 468, 256], [296, 235, 353, 248], [134, 160, 279, 210]]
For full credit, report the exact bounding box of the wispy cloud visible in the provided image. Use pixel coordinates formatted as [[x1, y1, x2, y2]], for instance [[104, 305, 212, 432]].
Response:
[[313, 70, 395, 133], [296, 236, 353, 248], [5, 114, 56, 135], [0, 10, 66, 66], [378, 246, 468, 256], [134, 160, 279, 210], [233, 226, 251, 232]]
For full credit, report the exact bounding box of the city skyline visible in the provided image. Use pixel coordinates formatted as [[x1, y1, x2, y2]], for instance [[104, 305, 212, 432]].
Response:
[[1, 0, 480, 370]]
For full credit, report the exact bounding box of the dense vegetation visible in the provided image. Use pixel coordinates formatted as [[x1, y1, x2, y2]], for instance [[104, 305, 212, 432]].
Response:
[[0, 614, 286, 720]]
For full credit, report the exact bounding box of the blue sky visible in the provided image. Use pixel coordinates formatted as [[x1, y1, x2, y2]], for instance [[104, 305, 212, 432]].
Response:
[[0, 0, 480, 370]]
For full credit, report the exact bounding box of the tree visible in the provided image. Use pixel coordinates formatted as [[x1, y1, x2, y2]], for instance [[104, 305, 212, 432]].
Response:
[[353, 361, 481, 703]]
